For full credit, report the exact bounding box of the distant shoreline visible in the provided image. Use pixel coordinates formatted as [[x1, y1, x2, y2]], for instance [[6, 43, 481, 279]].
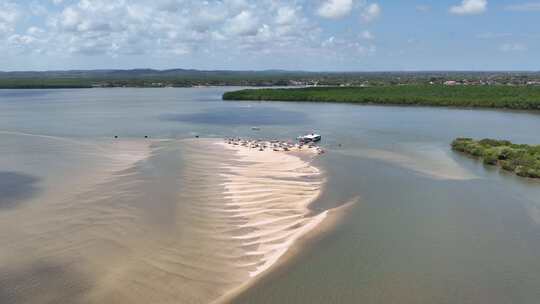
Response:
[[0, 84, 302, 89], [1, 70, 540, 89]]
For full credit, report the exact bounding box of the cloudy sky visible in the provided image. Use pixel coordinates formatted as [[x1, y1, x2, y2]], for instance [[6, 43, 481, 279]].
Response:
[[0, 0, 539, 71]]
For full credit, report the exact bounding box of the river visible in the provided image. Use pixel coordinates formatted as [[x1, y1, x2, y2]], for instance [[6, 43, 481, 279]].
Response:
[[1, 88, 540, 303]]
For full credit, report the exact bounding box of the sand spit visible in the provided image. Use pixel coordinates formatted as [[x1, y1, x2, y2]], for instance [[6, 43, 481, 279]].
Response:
[[217, 139, 325, 279], [216, 197, 359, 304], [0, 137, 330, 304]]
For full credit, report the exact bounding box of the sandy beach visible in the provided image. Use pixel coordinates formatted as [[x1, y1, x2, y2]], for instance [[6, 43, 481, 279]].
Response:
[[0, 137, 332, 304], [216, 139, 326, 277]]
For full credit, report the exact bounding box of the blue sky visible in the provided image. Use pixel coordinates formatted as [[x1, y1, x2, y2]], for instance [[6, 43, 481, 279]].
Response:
[[0, 0, 539, 71]]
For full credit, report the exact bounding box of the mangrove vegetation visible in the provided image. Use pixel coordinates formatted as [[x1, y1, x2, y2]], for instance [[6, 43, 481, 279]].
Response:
[[451, 138, 540, 178], [223, 86, 540, 110]]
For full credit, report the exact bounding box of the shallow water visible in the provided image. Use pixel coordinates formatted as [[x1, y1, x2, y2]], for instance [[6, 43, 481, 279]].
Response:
[[1, 88, 540, 303]]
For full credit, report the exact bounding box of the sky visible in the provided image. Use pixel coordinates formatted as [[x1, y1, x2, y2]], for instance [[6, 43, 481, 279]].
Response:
[[0, 0, 539, 71]]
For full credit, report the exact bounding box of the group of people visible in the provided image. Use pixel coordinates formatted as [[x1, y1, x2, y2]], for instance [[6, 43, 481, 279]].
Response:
[[225, 137, 325, 154]]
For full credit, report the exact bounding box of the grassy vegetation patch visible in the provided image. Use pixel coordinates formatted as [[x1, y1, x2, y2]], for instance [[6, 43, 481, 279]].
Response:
[[451, 138, 540, 178]]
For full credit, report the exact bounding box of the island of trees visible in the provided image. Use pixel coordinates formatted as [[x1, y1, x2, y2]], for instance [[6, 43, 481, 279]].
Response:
[[222, 85, 540, 110], [451, 138, 540, 178]]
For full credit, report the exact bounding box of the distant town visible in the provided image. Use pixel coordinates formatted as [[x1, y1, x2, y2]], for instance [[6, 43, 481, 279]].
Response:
[[1, 69, 540, 89]]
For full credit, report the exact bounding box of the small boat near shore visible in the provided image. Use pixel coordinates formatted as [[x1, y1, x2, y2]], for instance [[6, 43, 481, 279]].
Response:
[[298, 133, 321, 143]]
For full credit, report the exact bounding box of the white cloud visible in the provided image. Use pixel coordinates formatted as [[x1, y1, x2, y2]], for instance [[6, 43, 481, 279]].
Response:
[[360, 30, 374, 40], [450, 0, 487, 15], [29, 2, 48, 16], [322, 35, 376, 59], [225, 10, 259, 36], [191, 6, 228, 31], [357, 44, 376, 55], [317, 0, 353, 19], [0, 2, 19, 36], [59, 7, 81, 30], [500, 43, 527, 52], [8, 34, 36, 45], [57, 0, 315, 56], [276, 6, 298, 25], [361, 3, 381, 23], [0, 0, 379, 66], [505, 3, 540, 11], [27, 26, 45, 36]]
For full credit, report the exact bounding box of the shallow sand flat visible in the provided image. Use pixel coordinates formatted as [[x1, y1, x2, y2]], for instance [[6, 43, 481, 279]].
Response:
[[0, 138, 328, 304], [215, 140, 325, 278], [337, 146, 476, 181]]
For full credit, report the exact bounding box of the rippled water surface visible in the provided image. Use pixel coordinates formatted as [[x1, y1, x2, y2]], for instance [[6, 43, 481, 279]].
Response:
[[1, 88, 540, 303]]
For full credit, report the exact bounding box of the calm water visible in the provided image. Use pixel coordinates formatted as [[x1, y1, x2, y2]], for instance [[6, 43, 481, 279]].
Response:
[[1, 88, 540, 303]]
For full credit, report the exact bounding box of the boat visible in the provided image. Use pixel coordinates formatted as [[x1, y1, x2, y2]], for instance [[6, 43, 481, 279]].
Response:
[[298, 133, 321, 143]]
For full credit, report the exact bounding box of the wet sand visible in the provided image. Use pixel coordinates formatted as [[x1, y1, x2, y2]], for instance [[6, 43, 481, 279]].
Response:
[[207, 139, 330, 301], [217, 197, 358, 304], [0, 137, 331, 304]]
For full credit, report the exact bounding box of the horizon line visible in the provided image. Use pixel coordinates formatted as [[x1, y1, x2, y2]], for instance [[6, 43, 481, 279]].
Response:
[[1, 68, 540, 74]]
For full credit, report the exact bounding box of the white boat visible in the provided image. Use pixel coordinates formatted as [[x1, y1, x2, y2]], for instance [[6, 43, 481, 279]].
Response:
[[298, 133, 321, 143]]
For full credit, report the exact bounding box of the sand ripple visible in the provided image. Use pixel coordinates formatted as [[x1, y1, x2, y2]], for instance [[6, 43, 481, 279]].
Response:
[[0, 138, 326, 304]]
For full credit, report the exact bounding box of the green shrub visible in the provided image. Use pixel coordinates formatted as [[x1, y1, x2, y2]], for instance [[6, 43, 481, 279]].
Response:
[[498, 147, 514, 160], [452, 138, 540, 179], [470, 146, 484, 157], [479, 138, 512, 147], [528, 145, 540, 154], [483, 150, 499, 165], [515, 166, 528, 177], [501, 160, 517, 171], [514, 154, 536, 167], [526, 169, 540, 178]]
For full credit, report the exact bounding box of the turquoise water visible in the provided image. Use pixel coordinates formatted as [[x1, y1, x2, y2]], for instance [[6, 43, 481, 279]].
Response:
[[1, 88, 540, 303]]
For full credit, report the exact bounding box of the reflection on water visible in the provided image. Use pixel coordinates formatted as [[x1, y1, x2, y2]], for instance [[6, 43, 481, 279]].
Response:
[[0, 172, 40, 209]]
